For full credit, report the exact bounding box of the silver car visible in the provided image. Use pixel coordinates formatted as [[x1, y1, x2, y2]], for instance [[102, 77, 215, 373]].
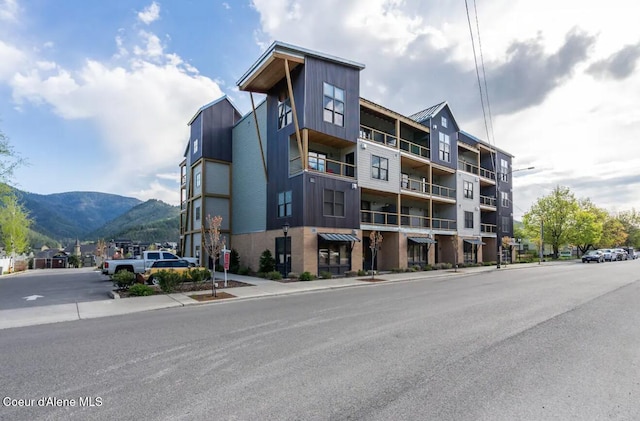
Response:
[[598, 249, 617, 262]]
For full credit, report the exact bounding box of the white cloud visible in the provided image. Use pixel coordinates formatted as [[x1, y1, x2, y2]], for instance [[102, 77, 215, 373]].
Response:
[[9, 26, 224, 206], [0, 40, 25, 81], [222, 2, 231, 10], [0, 0, 18, 21], [137, 1, 160, 25]]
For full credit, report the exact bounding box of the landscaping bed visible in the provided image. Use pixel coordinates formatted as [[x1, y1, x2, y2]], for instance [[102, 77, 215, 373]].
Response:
[[114, 279, 251, 298]]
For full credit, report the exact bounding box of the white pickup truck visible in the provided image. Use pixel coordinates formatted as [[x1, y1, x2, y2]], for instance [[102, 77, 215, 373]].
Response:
[[102, 250, 198, 276]]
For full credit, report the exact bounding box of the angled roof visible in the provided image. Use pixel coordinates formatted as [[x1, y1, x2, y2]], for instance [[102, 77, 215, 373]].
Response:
[[459, 130, 514, 157], [237, 41, 365, 93], [408, 102, 446, 123], [187, 95, 242, 127]]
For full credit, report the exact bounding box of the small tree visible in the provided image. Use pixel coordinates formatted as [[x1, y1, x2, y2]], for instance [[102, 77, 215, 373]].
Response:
[[369, 231, 383, 279], [68, 254, 81, 268], [259, 249, 275, 273], [202, 214, 225, 296], [451, 234, 459, 272]]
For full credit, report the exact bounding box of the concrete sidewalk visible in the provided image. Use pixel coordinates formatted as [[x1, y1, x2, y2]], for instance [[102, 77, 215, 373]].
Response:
[[0, 261, 561, 330]]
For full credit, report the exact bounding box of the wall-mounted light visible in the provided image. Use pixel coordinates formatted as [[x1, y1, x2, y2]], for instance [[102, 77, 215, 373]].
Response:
[[351, 183, 358, 190], [360, 143, 367, 149]]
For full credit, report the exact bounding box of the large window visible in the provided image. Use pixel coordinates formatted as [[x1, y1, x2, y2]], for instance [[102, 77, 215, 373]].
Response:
[[323, 189, 345, 217], [464, 181, 473, 199], [278, 97, 292, 129], [323, 82, 345, 126], [193, 138, 199, 154], [501, 216, 510, 233], [308, 151, 326, 172], [441, 116, 448, 128], [500, 159, 509, 181], [464, 211, 474, 229], [195, 172, 201, 188], [278, 191, 292, 217], [501, 191, 509, 207], [318, 240, 350, 275], [408, 243, 427, 266], [439, 132, 450, 162], [371, 155, 388, 181]]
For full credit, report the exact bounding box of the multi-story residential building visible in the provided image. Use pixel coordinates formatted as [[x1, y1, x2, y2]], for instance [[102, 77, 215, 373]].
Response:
[[180, 41, 514, 276]]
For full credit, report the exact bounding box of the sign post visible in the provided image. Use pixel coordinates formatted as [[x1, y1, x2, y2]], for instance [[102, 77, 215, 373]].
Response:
[[222, 247, 230, 288]]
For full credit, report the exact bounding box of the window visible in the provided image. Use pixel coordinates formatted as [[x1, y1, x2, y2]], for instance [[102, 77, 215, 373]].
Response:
[[439, 132, 450, 162], [323, 189, 345, 217], [464, 211, 474, 229], [195, 172, 201, 188], [278, 191, 292, 217], [501, 191, 509, 207], [501, 216, 510, 233], [193, 138, 199, 154], [371, 155, 388, 181], [464, 181, 473, 199], [195, 206, 201, 221], [308, 151, 326, 172], [323, 82, 345, 126], [441, 116, 448, 128], [278, 98, 292, 129], [500, 159, 509, 181]]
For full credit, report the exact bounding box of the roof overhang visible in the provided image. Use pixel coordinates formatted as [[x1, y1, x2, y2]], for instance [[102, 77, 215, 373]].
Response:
[[237, 41, 365, 93], [408, 237, 437, 244], [463, 238, 486, 245]]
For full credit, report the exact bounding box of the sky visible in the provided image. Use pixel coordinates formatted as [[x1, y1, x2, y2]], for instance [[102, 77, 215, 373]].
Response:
[[0, 0, 639, 219]]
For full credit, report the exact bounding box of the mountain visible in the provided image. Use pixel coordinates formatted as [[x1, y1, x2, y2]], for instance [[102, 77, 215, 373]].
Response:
[[15, 189, 142, 240], [87, 199, 180, 242]]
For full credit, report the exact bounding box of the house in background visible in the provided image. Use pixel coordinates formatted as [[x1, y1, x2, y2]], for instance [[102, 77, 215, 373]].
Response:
[[180, 41, 515, 276]]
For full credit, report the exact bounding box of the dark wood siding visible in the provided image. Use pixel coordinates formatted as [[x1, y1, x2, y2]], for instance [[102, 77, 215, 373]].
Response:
[[497, 151, 513, 237], [302, 173, 360, 229], [201, 99, 242, 162], [303, 56, 360, 143], [430, 108, 457, 171], [190, 114, 203, 162]]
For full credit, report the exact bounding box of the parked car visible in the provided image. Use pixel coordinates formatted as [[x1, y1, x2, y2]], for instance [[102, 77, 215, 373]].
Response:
[[582, 250, 604, 263], [613, 248, 629, 260], [143, 259, 194, 285], [102, 250, 198, 276], [598, 249, 617, 262]]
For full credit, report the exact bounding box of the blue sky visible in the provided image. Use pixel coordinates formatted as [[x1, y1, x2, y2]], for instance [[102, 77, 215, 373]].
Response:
[[1, 0, 639, 219]]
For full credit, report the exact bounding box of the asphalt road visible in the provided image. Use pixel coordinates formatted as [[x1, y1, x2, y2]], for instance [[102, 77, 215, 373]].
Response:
[[1, 260, 640, 420], [0, 268, 113, 310]]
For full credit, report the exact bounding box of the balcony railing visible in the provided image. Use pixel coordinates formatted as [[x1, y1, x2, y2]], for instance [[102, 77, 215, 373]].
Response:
[[431, 184, 456, 199], [432, 218, 457, 230], [181, 175, 186, 185], [360, 210, 398, 226], [481, 223, 496, 233], [400, 213, 430, 228], [400, 139, 430, 159], [289, 156, 356, 178], [458, 160, 479, 175], [359, 125, 397, 147], [480, 167, 496, 180], [401, 178, 429, 194], [480, 195, 496, 207]]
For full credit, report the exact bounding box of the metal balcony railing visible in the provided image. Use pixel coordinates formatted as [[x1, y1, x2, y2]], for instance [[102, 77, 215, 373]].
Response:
[[400, 139, 430, 159], [400, 213, 431, 228], [359, 125, 397, 147], [480, 195, 496, 207], [360, 210, 398, 226], [432, 218, 457, 230], [481, 223, 496, 233]]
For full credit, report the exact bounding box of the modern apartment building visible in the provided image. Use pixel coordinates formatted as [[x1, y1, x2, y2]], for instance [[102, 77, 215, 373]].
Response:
[[180, 41, 514, 276]]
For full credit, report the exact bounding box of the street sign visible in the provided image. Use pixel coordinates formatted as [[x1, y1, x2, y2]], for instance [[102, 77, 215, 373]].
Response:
[[223, 250, 230, 271]]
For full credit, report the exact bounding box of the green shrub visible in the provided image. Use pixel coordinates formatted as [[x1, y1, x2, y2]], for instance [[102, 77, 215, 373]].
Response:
[[299, 271, 315, 281], [433, 263, 453, 270], [259, 249, 276, 273], [357, 269, 367, 276], [423, 264, 433, 271], [320, 271, 332, 279], [229, 249, 240, 273], [185, 268, 211, 284], [156, 270, 183, 293], [344, 270, 357, 277], [391, 267, 405, 273], [238, 266, 251, 275], [128, 284, 155, 296], [266, 271, 282, 280], [112, 270, 136, 290], [412, 265, 422, 272], [287, 272, 299, 279]]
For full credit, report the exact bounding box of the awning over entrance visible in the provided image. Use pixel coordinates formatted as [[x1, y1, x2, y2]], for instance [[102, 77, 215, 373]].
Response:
[[318, 233, 361, 242], [408, 237, 437, 244], [463, 238, 486, 245]]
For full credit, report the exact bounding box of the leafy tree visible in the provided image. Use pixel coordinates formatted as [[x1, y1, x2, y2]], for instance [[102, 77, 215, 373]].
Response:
[[599, 216, 628, 248], [617, 209, 640, 248], [0, 193, 31, 254], [258, 249, 275, 273], [568, 199, 605, 256], [68, 254, 81, 268], [0, 128, 24, 188], [202, 214, 225, 295], [522, 185, 578, 258]]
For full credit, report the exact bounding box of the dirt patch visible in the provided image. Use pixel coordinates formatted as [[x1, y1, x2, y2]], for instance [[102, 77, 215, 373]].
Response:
[[189, 292, 236, 301], [359, 278, 387, 282]]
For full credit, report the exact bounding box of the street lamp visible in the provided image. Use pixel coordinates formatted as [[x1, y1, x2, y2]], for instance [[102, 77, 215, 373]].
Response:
[[496, 166, 534, 269], [282, 222, 290, 277]]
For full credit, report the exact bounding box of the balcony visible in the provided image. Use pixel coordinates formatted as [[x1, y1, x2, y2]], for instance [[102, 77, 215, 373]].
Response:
[[289, 155, 356, 178], [431, 184, 456, 200], [400, 213, 430, 228], [481, 223, 496, 233], [361, 210, 398, 226], [480, 195, 496, 207], [401, 177, 429, 194], [479, 167, 496, 181], [400, 139, 430, 160], [360, 125, 397, 147], [432, 218, 457, 231], [458, 159, 479, 175]]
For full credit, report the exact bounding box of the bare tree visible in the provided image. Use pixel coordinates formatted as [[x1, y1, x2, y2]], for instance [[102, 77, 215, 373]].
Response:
[[451, 234, 459, 272], [369, 231, 383, 279], [202, 214, 225, 296]]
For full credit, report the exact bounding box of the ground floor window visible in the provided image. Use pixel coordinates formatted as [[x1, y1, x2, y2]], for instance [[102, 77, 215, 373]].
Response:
[[318, 240, 351, 275], [463, 241, 476, 264], [408, 243, 427, 267], [275, 237, 291, 277]]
